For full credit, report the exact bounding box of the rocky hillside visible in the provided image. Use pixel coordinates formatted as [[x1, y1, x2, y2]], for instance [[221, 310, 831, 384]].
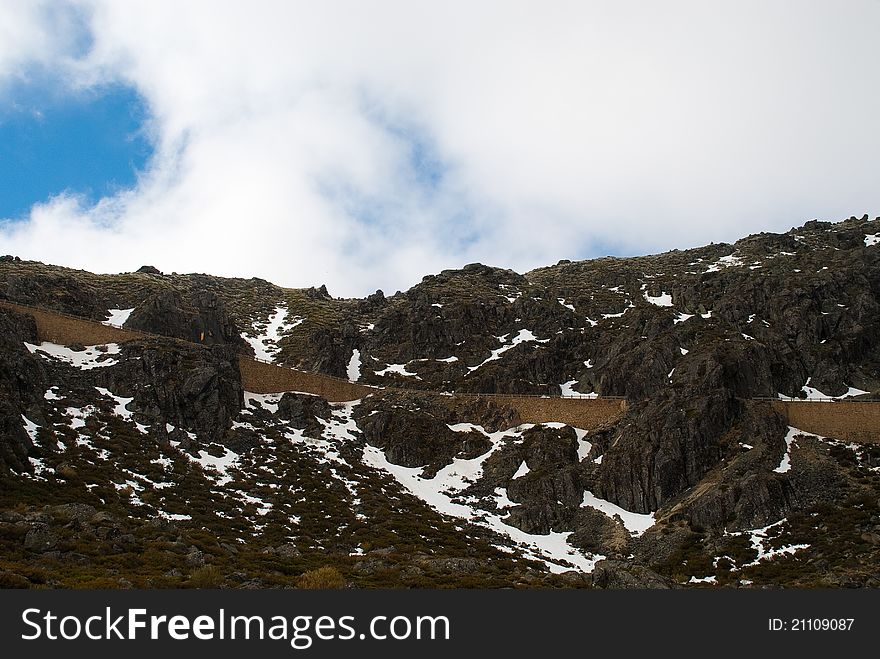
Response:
[[1, 214, 879, 588]]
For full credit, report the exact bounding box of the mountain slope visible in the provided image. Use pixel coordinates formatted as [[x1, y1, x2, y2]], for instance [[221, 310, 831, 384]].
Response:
[[1, 214, 879, 588]]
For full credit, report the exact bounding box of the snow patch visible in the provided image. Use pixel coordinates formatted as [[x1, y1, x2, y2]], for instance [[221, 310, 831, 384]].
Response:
[[241, 305, 303, 362], [732, 520, 810, 567], [774, 426, 823, 473], [581, 490, 656, 536], [493, 488, 515, 510], [865, 234, 879, 247], [21, 415, 40, 442], [601, 301, 634, 319], [25, 342, 120, 369], [559, 380, 579, 396], [363, 423, 605, 572], [375, 362, 421, 378], [243, 392, 284, 414], [158, 512, 191, 521], [575, 429, 592, 462], [467, 329, 549, 374], [170, 441, 239, 486], [65, 406, 95, 430], [94, 386, 134, 421], [347, 349, 361, 381], [778, 378, 871, 401], [643, 291, 673, 307], [705, 254, 744, 273], [102, 308, 134, 327], [512, 460, 530, 479]]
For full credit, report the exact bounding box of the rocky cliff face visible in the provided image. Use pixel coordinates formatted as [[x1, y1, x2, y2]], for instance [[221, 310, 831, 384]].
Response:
[[125, 289, 249, 351], [1, 214, 879, 589], [0, 307, 45, 472]]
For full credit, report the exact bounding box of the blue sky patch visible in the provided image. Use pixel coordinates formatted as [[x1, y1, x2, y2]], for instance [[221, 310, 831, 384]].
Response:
[[0, 83, 152, 220]]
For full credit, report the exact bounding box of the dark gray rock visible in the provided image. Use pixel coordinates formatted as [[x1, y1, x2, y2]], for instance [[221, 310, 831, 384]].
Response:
[[276, 393, 332, 436], [590, 560, 676, 589], [125, 289, 248, 350], [95, 340, 243, 443], [0, 308, 45, 472], [24, 525, 59, 552]]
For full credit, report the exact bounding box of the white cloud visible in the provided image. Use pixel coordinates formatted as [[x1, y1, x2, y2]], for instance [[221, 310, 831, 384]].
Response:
[[1, 0, 879, 296]]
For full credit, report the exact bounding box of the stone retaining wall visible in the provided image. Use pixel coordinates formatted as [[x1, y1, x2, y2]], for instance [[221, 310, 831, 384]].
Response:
[[238, 356, 375, 402], [484, 395, 625, 429], [5, 300, 878, 441], [771, 400, 880, 444], [0, 301, 142, 346]]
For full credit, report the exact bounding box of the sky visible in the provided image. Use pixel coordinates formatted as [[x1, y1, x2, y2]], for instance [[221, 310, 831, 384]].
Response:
[[0, 1, 878, 297]]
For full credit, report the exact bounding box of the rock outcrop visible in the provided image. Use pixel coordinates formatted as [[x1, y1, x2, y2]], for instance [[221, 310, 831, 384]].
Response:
[[0, 308, 45, 472], [125, 289, 249, 351]]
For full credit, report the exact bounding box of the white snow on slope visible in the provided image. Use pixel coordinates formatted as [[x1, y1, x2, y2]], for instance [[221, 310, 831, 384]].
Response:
[[242, 305, 303, 362], [557, 298, 575, 311], [102, 308, 134, 327], [375, 362, 421, 378], [778, 377, 870, 401], [21, 415, 40, 442], [601, 301, 634, 319], [171, 440, 240, 486], [842, 386, 870, 397], [581, 490, 656, 536], [467, 329, 549, 374], [644, 291, 673, 307], [774, 426, 824, 473], [673, 312, 694, 324], [576, 429, 592, 461], [237, 491, 273, 516], [409, 355, 460, 365], [159, 512, 192, 521], [705, 254, 744, 273], [559, 380, 579, 396], [287, 426, 346, 465], [25, 342, 121, 369], [243, 391, 285, 414], [559, 378, 597, 399], [730, 520, 810, 567], [94, 386, 134, 421], [512, 460, 530, 479], [362, 421, 605, 572], [64, 406, 95, 430], [166, 427, 241, 486], [347, 349, 361, 381], [21, 415, 52, 477], [865, 234, 879, 247]]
